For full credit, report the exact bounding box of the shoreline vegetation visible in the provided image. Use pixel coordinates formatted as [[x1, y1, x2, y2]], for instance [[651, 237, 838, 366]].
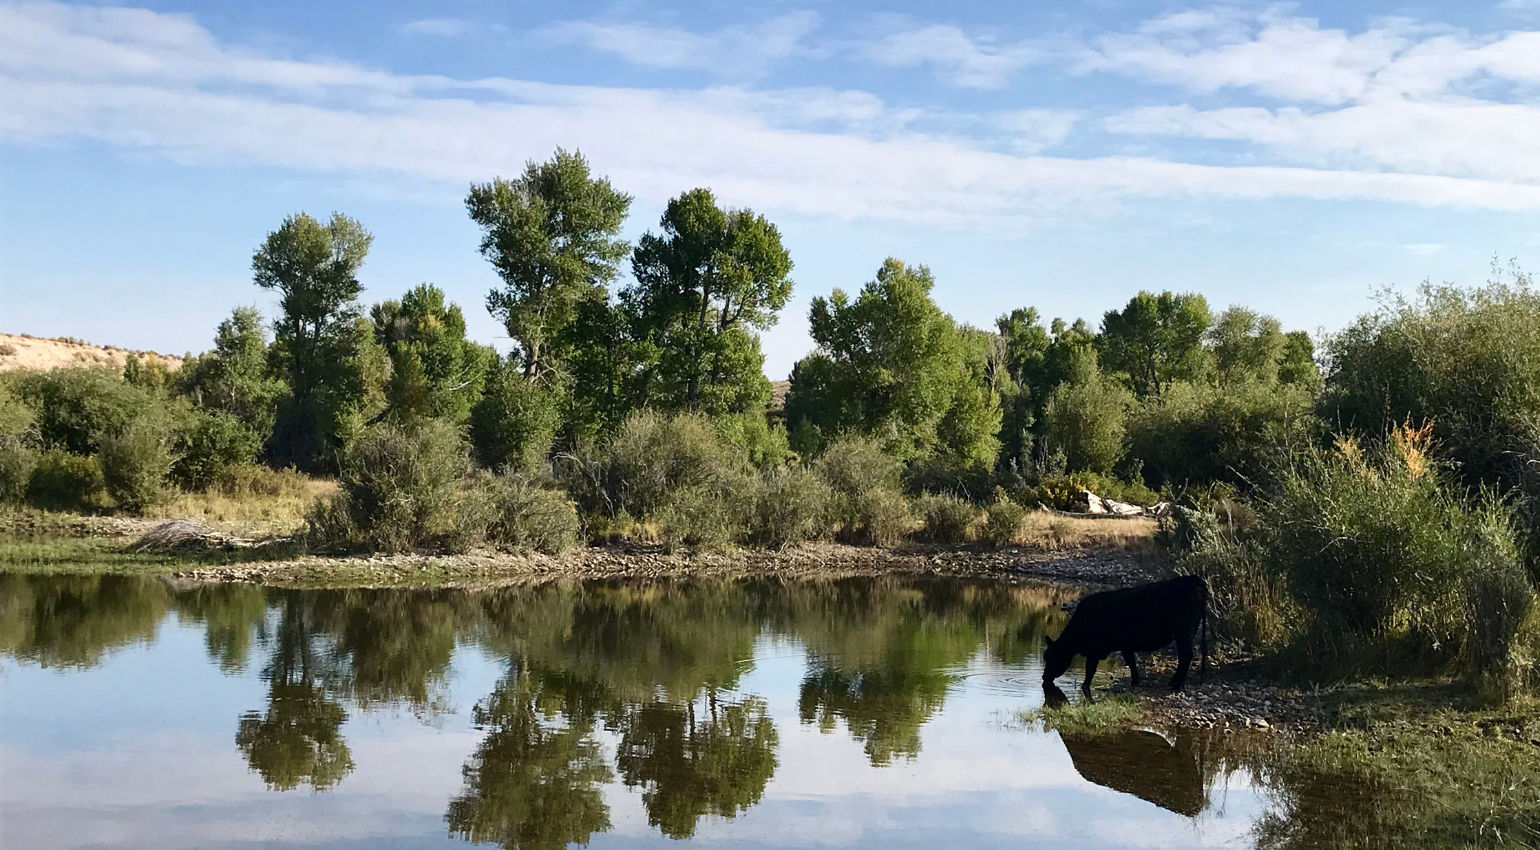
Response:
[[5, 147, 1540, 844]]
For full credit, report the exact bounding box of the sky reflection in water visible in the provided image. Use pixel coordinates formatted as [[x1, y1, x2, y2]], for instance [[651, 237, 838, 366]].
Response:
[[0, 575, 1271, 849]]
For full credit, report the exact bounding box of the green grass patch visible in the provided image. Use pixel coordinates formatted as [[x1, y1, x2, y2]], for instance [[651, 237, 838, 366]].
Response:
[[1018, 694, 1145, 735], [0, 536, 185, 575]]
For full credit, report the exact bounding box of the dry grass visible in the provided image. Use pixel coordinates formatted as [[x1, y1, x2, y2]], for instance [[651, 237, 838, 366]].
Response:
[[1014, 511, 1158, 552], [147, 466, 335, 536]]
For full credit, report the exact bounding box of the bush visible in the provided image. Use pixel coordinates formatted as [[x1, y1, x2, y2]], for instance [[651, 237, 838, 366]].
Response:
[[982, 493, 1026, 548], [475, 471, 581, 554], [849, 487, 911, 547], [1259, 425, 1515, 660], [1464, 559, 1535, 703], [814, 435, 910, 545], [915, 493, 977, 544], [27, 450, 107, 512], [658, 478, 752, 550], [1127, 379, 1318, 489], [1167, 506, 1287, 648], [312, 420, 467, 553], [745, 466, 831, 549], [470, 360, 562, 473], [99, 416, 179, 513], [13, 367, 154, 455], [0, 436, 37, 505], [559, 410, 747, 527], [174, 410, 263, 491]]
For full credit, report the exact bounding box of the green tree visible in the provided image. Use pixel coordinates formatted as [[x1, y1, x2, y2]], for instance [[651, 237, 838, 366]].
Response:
[[371, 284, 494, 425], [177, 306, 285, 447], [1041, 349, 1129, 474], [993, 308, 1051, 468], [785, 259, 998, 462], [1208, 306, 1285, 384], [468, 149, 632, 381], [470, 355, 564, 473], [1100, 291, 1212, 397], [625, 188, 793, 415], [252, 212, 378, 470]]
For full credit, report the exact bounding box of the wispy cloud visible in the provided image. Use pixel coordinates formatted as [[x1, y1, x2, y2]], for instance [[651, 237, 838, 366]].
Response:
[[7, 2, 1540, 234], [1094, 12, 1540, 185], [540, 12, 820, 77], [862, 23, 1045, 89]]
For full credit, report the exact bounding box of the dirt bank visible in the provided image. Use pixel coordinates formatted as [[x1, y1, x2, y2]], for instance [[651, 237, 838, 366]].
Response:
[[0, 332, 182, 373]]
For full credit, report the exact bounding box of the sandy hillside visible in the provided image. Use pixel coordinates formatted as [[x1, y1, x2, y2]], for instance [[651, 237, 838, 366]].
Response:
[[0, 333, 183, 373]]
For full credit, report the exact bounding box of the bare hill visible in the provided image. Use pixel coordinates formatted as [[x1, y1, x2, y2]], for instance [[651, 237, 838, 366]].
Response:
[[0, 333, 183, 373]]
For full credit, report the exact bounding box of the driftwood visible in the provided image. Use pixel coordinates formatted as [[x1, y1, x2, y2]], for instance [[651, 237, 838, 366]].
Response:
[[134, 520, 266, 553], [1038, 490, 1170, 520]]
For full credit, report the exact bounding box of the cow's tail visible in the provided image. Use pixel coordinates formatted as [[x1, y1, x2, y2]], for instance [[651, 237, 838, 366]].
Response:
[[1199, 581, 1210, 685]]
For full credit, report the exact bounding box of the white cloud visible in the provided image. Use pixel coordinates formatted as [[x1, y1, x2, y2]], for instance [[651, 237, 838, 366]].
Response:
[[863, 24, 1044, 89], [1094, 13, 1540, 186], [1081, 10, 1409, 105], [7, 1, 1540, 234], [541, 12, 820, 76]]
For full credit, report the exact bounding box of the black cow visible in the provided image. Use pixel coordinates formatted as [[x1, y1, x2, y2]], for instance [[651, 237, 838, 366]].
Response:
[[1042, 575, 1209, 696]]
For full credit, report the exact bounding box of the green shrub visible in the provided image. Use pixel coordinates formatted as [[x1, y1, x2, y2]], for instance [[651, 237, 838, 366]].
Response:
[[99, 416, 179, 513], [0, 436, 37, 505], [915, 493, 977, 544], [476, 471, 581, 554], [1259, 425, 1514, 660], [313, 420, 467, 553], [174, 410, 262, 491], [1126, 378, 1318, 489], [469, 359, 562, 473], [1168, 508, 1287, 648], [1464, 559, 1535, 703], [13, 367, 154, 455], [658, 478, 752, 550], [745, 466, 832, 549], [982, 493, 1026, 548], [27, 450, 107, 512], [849, 487, 911, 547], [559, 410, 748, 527]]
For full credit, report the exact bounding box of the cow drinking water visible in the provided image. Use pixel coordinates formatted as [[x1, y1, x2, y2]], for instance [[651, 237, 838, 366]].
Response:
[[1042, 576, 1209, 696]]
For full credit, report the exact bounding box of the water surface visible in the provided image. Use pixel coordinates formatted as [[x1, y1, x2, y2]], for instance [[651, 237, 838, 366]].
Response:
[[3, 575, 1296, 848]]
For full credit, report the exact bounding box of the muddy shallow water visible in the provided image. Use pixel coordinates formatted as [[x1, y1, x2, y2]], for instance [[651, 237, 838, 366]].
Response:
[[1, 574, 1356, 849]]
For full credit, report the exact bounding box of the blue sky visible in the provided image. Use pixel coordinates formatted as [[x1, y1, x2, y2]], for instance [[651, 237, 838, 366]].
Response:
[[5, 1, 1540, 378]]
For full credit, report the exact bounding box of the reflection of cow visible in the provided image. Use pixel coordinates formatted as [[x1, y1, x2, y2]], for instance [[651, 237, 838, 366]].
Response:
[[1042, 576, 1209, 696], [1059, 727, 1207, 817]]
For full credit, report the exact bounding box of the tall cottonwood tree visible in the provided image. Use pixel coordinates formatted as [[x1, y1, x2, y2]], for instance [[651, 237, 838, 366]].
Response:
[[1099, 291, 1212, 397], [625, 188, 793, 415], [467, 149, 632, 380], [785, 259, 999, 466], [252, 212, 378, 469]]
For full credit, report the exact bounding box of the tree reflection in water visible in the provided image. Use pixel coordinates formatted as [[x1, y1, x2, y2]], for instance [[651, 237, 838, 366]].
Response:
[[234, 595, 355, 791], [445, 664, 614, 850], [614, 695, 778, 838]]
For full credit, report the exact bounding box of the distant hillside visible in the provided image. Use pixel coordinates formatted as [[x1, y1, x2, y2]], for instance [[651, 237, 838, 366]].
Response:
[[769, 380, 790, 411], [0, 333, 183, 373]]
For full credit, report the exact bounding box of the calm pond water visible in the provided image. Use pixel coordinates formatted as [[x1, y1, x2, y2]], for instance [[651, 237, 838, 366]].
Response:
[[1, 575, 1334, 849]]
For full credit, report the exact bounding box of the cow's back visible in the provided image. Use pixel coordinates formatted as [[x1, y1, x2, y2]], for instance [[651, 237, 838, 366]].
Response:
[[1058, 576, 1206, 657]]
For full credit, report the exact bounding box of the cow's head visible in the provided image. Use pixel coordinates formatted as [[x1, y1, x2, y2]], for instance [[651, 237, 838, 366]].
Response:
[[1041, 634, 1073, 683]]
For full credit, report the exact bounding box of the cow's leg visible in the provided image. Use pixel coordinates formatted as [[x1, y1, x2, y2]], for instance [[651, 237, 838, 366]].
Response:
[[1082, 656, 1100, 697], [1123, 650, 1140, 688], [1171, 630, 1194, 691]]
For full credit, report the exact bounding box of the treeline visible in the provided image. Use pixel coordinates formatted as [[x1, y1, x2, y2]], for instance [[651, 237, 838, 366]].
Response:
[[0, 149, 1330, 546]]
